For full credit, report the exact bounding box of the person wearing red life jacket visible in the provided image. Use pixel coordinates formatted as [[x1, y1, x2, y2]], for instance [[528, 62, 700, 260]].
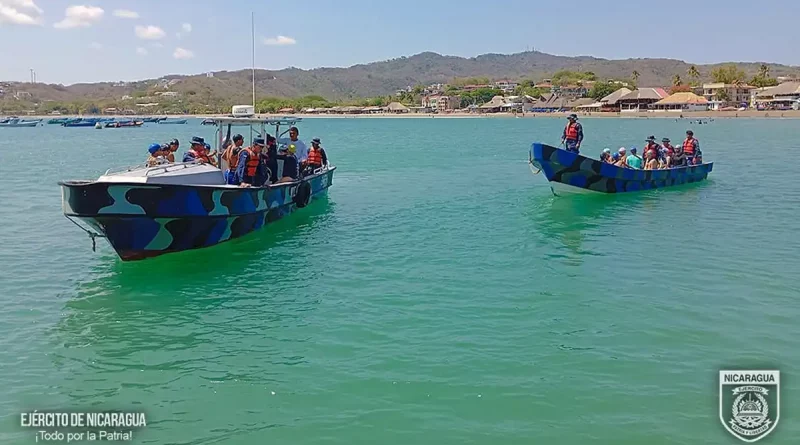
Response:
[[182, 136, 217, 166], [644, 136, 661, 163], [661, 137, 675, 168], [682, 130, 700, 165], [561, 114, 583, 153]]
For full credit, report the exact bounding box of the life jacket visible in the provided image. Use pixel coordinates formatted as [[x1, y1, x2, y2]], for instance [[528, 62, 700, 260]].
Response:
[[683, 138, 696, 156], [189, 149, 211, 164], [228, 146, 241, 169], [645, 143, 659, 159], [662, 143, 674, 156], [564, 122, 579, 140], [307, 147, 323, 166], [242, 148, 260, 178]]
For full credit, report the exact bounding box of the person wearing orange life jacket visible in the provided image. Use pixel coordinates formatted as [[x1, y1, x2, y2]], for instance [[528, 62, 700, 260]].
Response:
[[236, 138, 268, 187], [682, 130, 700, 165], [561, 113, 583, 153], [303, 137, 329, 175]]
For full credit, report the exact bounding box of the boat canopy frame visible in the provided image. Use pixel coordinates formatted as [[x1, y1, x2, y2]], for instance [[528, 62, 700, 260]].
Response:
[[211, 116, 303, 170]]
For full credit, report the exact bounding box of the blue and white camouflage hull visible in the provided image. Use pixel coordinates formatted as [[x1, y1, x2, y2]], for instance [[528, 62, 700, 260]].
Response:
[[59, 168, 334, 261], [530, 142, 712, 194]]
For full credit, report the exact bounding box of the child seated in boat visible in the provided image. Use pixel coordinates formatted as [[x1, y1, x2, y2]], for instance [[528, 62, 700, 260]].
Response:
[[146, 143, 169, 167]]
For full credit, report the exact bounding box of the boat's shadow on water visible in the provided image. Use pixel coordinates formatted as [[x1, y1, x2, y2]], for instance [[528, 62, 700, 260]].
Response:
[[65, 196, 335, 309], [523, 182, 709, 261]]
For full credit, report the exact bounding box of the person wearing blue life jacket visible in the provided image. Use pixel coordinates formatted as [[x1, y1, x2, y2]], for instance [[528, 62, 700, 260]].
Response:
[[235, 138, 269, 187]]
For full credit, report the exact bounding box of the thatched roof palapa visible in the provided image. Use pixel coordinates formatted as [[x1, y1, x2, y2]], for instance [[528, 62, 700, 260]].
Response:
[[618, 87, 669, 101], [755, 81, 800, 98], [480, 95, 508, 109], [387, 102, 410, 112], [654, 92, 708, 105]]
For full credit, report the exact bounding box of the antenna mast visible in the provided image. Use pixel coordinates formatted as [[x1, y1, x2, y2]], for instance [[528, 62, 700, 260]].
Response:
[[251, 12, 256, 109]]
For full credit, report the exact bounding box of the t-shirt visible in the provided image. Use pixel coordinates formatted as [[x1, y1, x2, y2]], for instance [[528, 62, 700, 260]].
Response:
[[626, 155, 643, 169], [278, 138, 308, 162]]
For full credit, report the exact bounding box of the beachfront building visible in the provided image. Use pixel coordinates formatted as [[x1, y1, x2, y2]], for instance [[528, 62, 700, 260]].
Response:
[[617, 88, 669, 112], [494, 80, 519, 94], [753, 81, 800, 110], [552, 83, 591, 99], [386, 102, 410, 114], [702, 83, 755, 110], [599, 87, 632, 112], [421, 95, 461, 111], [651, 92, 709, 112], [529, 93, 569, 112], [479, 96, 509, 113]]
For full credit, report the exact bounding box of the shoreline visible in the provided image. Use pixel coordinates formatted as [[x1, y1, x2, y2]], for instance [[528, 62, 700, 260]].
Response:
[[23, 110, 800, 120]]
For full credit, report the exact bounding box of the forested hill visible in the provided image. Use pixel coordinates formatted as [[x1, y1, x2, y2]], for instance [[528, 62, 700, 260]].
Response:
[[3, 50, 799, 106]]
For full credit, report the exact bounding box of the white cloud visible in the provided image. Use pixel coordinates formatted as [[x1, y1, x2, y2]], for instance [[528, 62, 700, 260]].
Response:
[[136, 47, 148, 56], [150, 42, 164, 48], [135, 25, 165, 40], [262, 35, 296, 46], [53, 5, 104, 29], [0, 0, 43, 25], [173, 47, 194, 59], [181, 22, 191, 33], [112, 9, 138, 19], [88, 41, 102, 50]]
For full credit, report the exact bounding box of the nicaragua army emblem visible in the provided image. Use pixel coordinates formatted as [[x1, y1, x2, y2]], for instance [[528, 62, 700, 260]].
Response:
[[719, 370, 780, 442]]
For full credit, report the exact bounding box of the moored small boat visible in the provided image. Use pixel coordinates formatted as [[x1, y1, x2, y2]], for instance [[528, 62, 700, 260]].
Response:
[[142, 116, 167, 123], [59, 117, 335, 261], [105, 120, 143, 128], [63, 120, 99, 127], [158, 118, 188, 124], [0, 118, 39, 128], [529, 142, 713, 195]]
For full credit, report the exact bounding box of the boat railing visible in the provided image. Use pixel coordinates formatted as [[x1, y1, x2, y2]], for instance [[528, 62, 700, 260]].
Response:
[[143, 161, 208, 177]]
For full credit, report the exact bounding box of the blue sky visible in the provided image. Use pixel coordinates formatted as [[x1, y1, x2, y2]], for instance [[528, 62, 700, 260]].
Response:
[[1, 0, 798, 85]]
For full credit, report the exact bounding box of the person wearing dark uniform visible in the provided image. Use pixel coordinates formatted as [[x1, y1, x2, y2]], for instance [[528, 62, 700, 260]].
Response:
[[235, 138, 268, 187], [682, 130, 700, 165], [303, 137, 328, 175], [275, 142, 299, 183], [561, 113, 583, 153]]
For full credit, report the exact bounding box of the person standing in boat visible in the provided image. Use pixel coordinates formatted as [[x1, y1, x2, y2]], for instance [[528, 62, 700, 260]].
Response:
[[222, 134, 245, 184], [275, 142, 300, 183], [660, 138, 675, 168], [278, 126, 308, 165], [304, 138, 328, 175], [682, 130, 700, 165], [561, 114, 583, 153], [183, 137, 217, 166], [236, 138, 269, 187], [644, 136, 661, 161]]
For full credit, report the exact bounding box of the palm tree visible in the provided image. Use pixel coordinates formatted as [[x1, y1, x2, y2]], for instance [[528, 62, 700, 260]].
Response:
[[758, 64, 769, 79], [687, 65, 700, 83], [631, 70, 640, 85], [672, 74, 682, 86]]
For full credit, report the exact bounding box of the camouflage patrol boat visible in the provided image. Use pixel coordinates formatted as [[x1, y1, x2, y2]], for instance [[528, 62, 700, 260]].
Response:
[[59, 117, 335, 261], [529, 142, 712, 196]]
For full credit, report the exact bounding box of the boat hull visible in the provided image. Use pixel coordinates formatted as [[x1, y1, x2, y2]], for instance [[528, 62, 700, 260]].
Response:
[[530, 142, 713, 194], [59, 168, 335, 261]]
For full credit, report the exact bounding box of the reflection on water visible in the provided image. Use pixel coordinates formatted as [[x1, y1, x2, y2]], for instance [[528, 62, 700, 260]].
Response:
[[46, 197, 335, 417]]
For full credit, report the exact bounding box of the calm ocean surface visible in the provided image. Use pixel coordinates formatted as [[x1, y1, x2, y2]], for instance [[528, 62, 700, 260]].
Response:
[[0, 117, 798, 444]]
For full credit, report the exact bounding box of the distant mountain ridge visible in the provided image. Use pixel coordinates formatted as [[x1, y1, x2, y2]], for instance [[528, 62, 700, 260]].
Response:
[[3, 50, 799, 105]]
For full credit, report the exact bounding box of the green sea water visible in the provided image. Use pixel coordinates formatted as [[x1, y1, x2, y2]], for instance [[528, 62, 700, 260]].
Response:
[[0, 117, 798, 444]]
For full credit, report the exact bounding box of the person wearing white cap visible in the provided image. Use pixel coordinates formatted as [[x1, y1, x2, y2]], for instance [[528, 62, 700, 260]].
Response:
[[617, 147, 627, 166]]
